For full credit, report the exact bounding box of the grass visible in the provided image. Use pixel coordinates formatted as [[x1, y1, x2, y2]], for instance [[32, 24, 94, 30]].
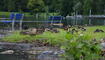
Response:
[[85, 26, 105, 40], [2, 29, 67, 43], [2, 26, 105, 43], [2, 26, 105, 60]]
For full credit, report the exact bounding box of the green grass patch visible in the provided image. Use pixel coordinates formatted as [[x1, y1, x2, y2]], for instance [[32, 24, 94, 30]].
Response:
[[84, 26, 105, 40], [2, 26, 105, 43]]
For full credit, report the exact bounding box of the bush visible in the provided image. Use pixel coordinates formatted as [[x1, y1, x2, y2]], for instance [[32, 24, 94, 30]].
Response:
[[62, 33, 102, 60]]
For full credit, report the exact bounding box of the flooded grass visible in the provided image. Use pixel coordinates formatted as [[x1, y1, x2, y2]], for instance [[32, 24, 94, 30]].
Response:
[[0, 26, 105, 60]]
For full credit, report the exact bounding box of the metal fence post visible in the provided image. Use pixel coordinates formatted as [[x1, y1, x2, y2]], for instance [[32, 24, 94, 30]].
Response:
[[12, 17, 15, 31], [89, 9, 92, 25], [20, 14, 24, 31]]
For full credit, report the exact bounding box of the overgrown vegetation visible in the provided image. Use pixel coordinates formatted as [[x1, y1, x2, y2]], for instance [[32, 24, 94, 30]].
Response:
[[2, 26, 105, 60], [63, 33, 101, 60]]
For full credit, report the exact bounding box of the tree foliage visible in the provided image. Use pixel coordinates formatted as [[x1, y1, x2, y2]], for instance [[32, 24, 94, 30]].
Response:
[[0, 0, 105, 16], [27, 0, 45, 14]]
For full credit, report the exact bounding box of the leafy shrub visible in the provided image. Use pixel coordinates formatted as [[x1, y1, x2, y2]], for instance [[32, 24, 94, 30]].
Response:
[[62, 33, 102, 60]]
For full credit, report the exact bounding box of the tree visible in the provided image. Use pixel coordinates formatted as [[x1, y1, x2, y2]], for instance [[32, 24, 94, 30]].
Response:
[[43, 0, 62, 14], [83, 0, 93, 15], [0, 0, 105, 16], [91, 0, 105, 15], [60, 0, 74, 16], [27, 0, 45, 14], [15, 0, 29, 12], [7, 0, 15, 12]]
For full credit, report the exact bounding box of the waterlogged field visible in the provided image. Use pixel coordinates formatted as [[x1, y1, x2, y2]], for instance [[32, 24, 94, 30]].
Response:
[[1, 26, 105, 60]]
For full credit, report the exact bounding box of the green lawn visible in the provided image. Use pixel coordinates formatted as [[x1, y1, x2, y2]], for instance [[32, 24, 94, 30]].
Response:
[[85, 26, 105, 40], [2, 26, 105, 42]]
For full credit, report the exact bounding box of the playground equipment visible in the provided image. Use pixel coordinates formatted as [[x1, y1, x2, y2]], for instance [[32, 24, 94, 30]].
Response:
[[48, 16, 63, 27], [0, 13, 24, 31], [0, 13, 64, 32]]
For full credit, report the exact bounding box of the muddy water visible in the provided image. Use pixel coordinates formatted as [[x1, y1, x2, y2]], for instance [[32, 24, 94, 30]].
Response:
[[0, 30, 65, 60], [0, 54, 30, 60], [0, 54, 65, 60]]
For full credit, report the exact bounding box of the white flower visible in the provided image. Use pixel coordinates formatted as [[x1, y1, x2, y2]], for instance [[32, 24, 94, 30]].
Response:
[[80, 34, 84, 36]]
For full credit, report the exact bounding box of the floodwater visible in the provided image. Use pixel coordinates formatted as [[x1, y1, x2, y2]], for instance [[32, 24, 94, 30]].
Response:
[[0, 54, 65, 60], [0, 54, 29, 60], [0, 30, 65, 60]]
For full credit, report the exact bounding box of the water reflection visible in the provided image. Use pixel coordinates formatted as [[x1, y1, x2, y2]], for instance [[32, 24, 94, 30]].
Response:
[[0, 54, 65, 60], [0, 54, 29, 60]]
